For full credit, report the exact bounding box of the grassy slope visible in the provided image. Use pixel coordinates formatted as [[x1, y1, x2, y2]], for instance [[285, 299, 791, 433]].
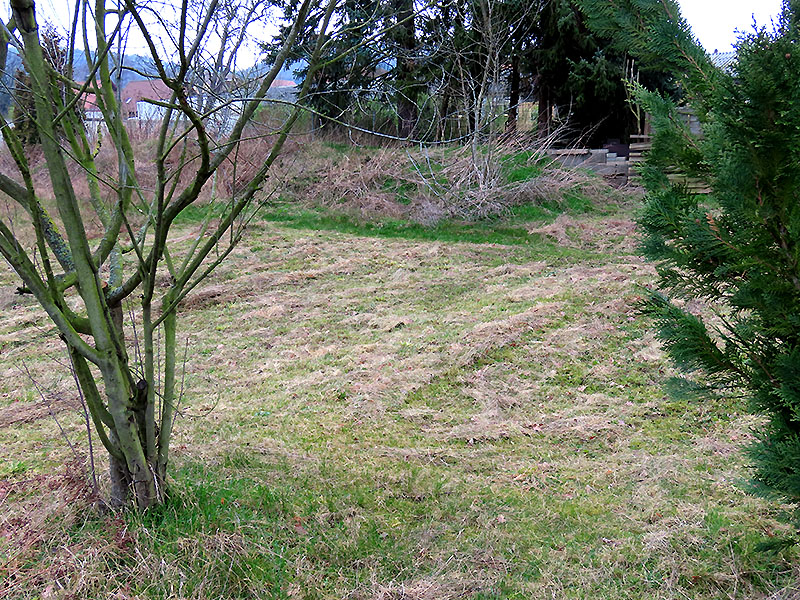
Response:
[[1, 193, 799, 599]]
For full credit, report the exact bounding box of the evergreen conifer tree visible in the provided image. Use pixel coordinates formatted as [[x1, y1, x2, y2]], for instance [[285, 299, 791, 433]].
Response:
[[265, 0, 388, 131], [580, 0, 800, 543], [533, 0, 675, 146]]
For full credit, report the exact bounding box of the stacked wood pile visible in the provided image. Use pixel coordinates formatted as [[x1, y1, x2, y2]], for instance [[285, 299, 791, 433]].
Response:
[[628, 133, 710, 194], [546, 148, 630, 185]]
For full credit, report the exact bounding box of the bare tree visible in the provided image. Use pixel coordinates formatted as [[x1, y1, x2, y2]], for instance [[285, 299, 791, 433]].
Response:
[[446, 0, 541, 184], [0, 0, 338, 508], [182, 0, 274, 134]]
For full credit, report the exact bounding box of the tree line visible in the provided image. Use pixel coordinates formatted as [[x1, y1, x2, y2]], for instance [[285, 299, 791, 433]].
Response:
[[266, 0, 675, 147]]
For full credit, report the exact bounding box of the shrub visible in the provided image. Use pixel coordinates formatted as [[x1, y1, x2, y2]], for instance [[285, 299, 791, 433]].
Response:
[[634, 3, 800, 545]]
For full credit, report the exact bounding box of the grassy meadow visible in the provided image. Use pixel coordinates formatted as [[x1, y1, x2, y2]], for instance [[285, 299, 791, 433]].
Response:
[[1, 143, 798, 598]]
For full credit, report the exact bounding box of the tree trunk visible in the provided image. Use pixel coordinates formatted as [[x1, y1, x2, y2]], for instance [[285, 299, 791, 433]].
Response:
[[109, 450, 132, 507], [438, 89, 451, 142], [104, 363, 159, 509], [394, 0, 418, 140], [4, 0, 322, 514], [537, 84, 551, 138], [506, 53, 520, 133]]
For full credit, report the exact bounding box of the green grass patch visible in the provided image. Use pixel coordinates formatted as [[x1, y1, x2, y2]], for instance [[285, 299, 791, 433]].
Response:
[[500, 150, 548, 184], [172, 201, 226, 225], [262, 204, 550, 247], [380, 177, 417, 205], [563, 189, 595, 212]]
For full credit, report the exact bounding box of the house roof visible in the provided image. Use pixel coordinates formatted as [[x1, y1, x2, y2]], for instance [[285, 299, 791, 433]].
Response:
[[74, 80, 104, 112], [710, 51, 737, 72], [121, 79, 173, 107], [270, 79, 296, 88], [82, 92, 99, 112]]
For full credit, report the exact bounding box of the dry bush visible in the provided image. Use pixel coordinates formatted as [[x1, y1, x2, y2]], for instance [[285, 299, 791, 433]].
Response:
[[281, 131, 622, 225], [415, 165, 605, 224], [305, 147, 426, 220], [428, 131, 623, 221]]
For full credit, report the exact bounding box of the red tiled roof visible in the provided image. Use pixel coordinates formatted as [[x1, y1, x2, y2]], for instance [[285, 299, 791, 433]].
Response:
[[83, 92, 99, 111], [121, 79, 173, 105]]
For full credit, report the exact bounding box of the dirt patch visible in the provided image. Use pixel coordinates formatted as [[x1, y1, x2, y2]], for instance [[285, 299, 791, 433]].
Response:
[[0, 287, 30, 311], [0, 395, 80, 428]]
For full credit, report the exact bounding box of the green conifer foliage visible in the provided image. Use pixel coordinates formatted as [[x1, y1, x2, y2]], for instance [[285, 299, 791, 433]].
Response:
[[583, 0, 800, 542]]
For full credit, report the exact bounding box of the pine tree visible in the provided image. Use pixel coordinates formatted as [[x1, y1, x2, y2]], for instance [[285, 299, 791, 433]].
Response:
[[265, 0, 388, 131], [534, 0, 630, 144], [533, 0, 675, 146], [581, 0, 800, 543]]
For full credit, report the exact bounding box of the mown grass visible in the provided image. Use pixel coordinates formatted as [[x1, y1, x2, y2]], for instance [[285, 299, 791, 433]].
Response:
[[1, 189, 799, 599]]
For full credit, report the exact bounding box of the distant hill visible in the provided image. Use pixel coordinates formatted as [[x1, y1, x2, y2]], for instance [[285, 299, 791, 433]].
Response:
[[238, 59, 306, 84], [0, 51, 304, 117], [71, 53, 156, 88], [278, 62, 304, 83], [0, 49, 22, 115]]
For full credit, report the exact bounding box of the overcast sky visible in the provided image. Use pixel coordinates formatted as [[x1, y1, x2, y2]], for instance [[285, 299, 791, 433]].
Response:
[[677, 0, 784, 52]]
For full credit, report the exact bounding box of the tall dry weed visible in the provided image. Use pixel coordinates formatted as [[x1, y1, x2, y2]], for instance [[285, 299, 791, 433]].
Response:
[[0, 121, 305, 236]]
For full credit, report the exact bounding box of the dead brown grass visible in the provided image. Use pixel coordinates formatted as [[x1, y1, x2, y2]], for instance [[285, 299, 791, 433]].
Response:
[[370, 577, 490, 600], [528, 213, 640, 252], [0, 122, 307, 243], [0, 463, 98, 599], [0, 395, 80, 428], [306, 148, 423, 219]]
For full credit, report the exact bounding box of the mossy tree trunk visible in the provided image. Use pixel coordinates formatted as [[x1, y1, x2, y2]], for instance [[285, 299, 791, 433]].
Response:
[[0, 0, 336, 509]]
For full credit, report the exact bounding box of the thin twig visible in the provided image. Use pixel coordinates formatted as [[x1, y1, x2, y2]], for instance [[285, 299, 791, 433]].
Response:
[[19, 362, 80, 464]]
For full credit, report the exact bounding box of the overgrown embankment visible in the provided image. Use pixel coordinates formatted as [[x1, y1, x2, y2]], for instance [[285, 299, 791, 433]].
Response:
[[271, 140, 619, 226]]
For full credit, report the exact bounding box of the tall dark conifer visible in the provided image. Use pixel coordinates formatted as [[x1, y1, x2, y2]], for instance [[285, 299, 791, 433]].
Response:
[[391, 0, 420, 138], [265, 0, 387, 130], [533, 0, 635, 145]]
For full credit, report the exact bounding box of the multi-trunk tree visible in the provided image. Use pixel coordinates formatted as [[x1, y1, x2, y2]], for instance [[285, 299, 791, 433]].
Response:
[[0, 0, 338, 509]]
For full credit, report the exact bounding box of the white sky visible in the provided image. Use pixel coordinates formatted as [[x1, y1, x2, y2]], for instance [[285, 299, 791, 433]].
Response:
[[677, 0, 784, 52]]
